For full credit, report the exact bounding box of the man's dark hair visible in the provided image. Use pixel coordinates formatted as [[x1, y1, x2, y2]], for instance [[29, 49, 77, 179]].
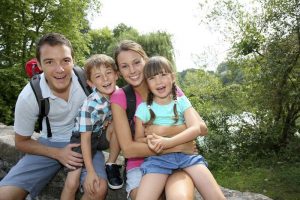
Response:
[[36, 33, 74, 63]]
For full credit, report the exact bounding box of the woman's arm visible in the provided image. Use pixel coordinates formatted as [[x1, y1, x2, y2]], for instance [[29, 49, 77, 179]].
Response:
[[134, 117, 147, 143], [112, 103, 155, 158]]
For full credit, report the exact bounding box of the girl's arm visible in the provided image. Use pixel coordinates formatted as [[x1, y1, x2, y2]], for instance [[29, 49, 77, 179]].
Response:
[[145, 107, 207, 137], [148, 107, 205, 150], [134, 117, 148, 143]]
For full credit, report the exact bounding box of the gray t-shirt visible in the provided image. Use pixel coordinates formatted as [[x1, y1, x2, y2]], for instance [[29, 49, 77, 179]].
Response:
[[14, 72, 86, 142]]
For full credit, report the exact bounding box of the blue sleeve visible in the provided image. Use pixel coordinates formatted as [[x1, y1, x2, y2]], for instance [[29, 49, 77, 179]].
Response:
[[178, 96, 192, 113], [135, 103, 150, 123]]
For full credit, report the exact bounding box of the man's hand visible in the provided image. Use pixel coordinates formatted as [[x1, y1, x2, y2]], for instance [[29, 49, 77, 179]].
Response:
[[57, 143, 83, 170]]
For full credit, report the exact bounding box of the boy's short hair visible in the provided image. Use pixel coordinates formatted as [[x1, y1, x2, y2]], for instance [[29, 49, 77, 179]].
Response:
[[84, 54, 117, 81], [36, 33, 74, 63]]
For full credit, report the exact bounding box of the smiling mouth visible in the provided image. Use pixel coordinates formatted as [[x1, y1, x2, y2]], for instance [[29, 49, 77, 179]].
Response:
[[103, 83, 112, 88], [54, 75, 66, 79], [156, 86, 166, 92], [129, 74, 140, 80]]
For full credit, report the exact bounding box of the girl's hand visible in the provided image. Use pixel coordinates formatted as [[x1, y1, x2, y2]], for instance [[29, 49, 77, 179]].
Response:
[[147, 133, 170, 153], [84, 171, 100, 197]]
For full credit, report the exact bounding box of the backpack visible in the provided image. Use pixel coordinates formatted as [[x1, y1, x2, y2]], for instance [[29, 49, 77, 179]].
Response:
[[26, 60, 92, 137], [122, 84, 136, 137]]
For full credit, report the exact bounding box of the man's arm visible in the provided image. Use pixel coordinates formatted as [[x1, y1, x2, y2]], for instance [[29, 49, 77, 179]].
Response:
[[15, 133, 83, 169]]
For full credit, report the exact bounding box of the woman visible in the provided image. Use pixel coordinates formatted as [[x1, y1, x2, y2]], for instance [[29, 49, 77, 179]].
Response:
[[111, 40, 207, 200]]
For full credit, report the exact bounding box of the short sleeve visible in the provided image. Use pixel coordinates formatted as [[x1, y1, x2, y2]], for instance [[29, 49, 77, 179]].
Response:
[[110, 88, 127, 110], [135, 103, 150, 123], [76, 100, 94, 132], [14, 84, 39, 136], [178, 96, 192, 113]]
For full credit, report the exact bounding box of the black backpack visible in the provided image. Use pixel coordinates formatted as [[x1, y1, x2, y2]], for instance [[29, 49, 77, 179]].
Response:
[[122, 84, 136, 138]]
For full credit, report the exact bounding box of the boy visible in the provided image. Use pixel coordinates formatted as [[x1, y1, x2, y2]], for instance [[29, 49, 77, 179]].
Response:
[[61, 54, 123, 200]]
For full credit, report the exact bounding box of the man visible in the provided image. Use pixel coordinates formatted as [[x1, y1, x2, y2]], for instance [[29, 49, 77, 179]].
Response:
[[0, 33, 107, 200]]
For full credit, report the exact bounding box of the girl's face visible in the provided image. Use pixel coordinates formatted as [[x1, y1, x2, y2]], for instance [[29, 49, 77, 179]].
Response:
[[147, 71, 175, 104], [117, 50, 146, 87]]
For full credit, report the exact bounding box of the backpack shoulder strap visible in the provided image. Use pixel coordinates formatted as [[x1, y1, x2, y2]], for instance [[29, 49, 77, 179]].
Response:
[[122, 85, 136, 137], [30, 74, 52, 137], [73, 65, 92, 96], [122, 84, 136, 120]]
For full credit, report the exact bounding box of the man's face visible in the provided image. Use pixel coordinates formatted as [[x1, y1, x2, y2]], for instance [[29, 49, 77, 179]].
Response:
[[38, 44, 73, 94]]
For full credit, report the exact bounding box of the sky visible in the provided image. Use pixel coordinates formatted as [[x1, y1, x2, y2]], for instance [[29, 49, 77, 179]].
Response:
[[89, 0, 230, 72]]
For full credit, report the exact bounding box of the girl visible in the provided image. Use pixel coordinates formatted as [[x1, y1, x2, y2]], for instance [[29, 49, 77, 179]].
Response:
[[134, 56, 225, 200], [111, 40, 202, 199]]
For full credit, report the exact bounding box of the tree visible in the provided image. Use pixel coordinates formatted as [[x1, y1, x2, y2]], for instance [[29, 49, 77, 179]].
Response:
[[199, 0, 300, 150], [0, 0, 101, 69], [0, 0, 101, 124], [137, 32, 175, 67], [88, 27, 114, 56]]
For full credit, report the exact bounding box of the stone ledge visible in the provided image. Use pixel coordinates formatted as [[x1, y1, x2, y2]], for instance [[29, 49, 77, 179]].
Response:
[[0, 123, 273, 200]]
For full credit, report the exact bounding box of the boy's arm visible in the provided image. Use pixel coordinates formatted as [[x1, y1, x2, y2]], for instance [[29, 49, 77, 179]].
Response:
[[81, 131, 100, 195], [81, 131, 96, 173], [134, 118, 147, 143]]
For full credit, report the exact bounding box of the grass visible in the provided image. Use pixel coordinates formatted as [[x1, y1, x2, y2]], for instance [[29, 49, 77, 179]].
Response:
[[212, 162, 300, 200]]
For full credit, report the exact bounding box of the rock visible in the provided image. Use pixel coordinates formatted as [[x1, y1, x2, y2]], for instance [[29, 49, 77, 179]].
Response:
[[0, 123, 273, 200]]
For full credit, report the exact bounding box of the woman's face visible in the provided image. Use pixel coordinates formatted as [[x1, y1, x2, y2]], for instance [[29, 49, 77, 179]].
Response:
[[117, 50, 146, 87]]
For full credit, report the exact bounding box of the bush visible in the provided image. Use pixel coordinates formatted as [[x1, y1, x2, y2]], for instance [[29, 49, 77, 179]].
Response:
[[0, 67, 27, 125]]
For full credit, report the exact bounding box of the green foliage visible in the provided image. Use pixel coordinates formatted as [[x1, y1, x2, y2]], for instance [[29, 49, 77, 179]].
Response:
[[88, 28, 114, 55], [137, 32, 175, 67], [0, 0, 101, 124], [86, 23, 175, 72], [0, 67, 27, 125], [0, 0, 101, 69], [214, 162, 300, 200], [198, 0, 300, 161]]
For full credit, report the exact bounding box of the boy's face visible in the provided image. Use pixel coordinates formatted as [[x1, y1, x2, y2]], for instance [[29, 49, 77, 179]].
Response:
[[88, 65, 118, 98], [37, 44, 73, 95]]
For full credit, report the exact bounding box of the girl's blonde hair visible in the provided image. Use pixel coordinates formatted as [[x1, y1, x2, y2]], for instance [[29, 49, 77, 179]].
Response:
[[144, 56, 179, 125], [84, 54, 117, 81]]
